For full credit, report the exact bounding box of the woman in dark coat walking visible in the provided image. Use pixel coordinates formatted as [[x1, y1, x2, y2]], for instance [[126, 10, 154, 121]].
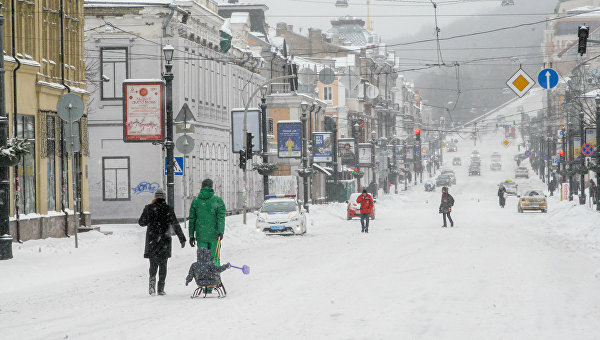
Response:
[[138, 188, 186, 296]]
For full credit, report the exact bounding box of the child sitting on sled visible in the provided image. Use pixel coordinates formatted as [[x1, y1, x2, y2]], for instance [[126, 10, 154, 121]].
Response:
[[186, 247, 230, 289]]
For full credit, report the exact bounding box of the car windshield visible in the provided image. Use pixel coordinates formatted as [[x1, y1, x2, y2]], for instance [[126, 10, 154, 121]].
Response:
[[525, 191, 541, 197], [517, 167, 527, 171], [261, 201, 297, 213], [438, 175, 450, 179]]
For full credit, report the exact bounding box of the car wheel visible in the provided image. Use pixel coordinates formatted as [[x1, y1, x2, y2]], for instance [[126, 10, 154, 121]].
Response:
[[347, 215, 352, 220], [371, 215, 375, 220], [542, 209, 547, 213], [518, 206, 523, 213]]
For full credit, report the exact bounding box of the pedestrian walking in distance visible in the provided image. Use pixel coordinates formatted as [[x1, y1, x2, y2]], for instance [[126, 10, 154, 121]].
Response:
[[138, 188, 186, 296], [356, 189, 374, 233], [439, 186, 455, 227], [188, 179, 226, 265], [498, 184, 507, 208]]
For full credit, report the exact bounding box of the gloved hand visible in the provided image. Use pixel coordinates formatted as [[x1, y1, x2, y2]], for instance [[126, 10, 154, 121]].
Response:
[[438, 209, 442, 214], [217, 233, 223, 240], [180, 239, 186, 248], [226, 262, 231, 269], [185, 281, 189, 286], [189, 237, 196, 247]]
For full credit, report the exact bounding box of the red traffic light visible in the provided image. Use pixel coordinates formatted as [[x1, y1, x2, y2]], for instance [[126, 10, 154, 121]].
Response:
[[415, 129, 421, 135], [559, 150, 565, 156]]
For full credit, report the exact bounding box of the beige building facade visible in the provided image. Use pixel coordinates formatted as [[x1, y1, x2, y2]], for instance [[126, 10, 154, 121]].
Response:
[[2, 0, 90, 241]]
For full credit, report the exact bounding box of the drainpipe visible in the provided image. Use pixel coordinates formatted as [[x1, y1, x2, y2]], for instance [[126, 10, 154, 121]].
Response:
[[59, 0, 71, 236], [11, 0, 21, 243]]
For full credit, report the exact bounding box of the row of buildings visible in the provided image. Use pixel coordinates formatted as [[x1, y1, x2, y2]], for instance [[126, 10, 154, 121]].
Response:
[[2, 0, 428, 241], [528, 0, 600, 198]]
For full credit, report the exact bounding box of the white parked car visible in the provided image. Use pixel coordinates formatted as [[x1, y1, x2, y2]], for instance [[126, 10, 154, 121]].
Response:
[[515, 167, 529, 179], [256, 195, 307, 235]]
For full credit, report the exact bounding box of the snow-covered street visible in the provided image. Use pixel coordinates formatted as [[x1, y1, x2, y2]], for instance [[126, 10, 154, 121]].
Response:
[[3, 92, 600, 339]]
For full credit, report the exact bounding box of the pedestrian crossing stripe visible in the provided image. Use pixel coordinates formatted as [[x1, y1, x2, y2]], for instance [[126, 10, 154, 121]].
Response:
[[165, 156, 184, 176]]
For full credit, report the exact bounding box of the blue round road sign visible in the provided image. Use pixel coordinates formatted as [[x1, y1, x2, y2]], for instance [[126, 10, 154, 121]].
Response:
[[538, 68, 559, 89], [582, 144, 594, 156], [524, 150, 532, 158]]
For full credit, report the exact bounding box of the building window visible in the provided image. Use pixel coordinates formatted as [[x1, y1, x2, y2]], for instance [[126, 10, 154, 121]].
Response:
[[102, 157, 130, 201], [16, 115, 36, 215], [323, 86, 333, 102], [101, 48, 128, 100], [47, 116, 56, 212]]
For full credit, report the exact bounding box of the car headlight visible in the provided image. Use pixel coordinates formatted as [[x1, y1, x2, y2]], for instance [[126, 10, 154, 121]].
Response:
[[290, 216, 300, 222], [257, 216, 266, 223]]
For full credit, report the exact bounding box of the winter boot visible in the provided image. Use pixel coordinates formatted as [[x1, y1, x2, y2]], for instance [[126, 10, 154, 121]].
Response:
[[149, 278, 156, 296], [157, 282, 166, 296]]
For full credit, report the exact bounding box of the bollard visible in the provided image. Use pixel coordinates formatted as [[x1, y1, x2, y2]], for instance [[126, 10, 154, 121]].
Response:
[[0, 234, 13, 260]]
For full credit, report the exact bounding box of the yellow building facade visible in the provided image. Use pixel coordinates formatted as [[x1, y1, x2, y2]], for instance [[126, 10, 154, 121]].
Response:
[[1, 1, 89, 241]]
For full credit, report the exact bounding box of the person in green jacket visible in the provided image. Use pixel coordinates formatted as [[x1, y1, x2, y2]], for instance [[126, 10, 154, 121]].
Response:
[[188, 178, 226, 265]]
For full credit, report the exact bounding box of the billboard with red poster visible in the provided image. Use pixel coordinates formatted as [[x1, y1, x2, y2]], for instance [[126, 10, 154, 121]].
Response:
[[122, 80, 165, 142]]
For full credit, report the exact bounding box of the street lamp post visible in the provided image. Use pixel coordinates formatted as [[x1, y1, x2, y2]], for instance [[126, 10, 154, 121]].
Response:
[[392, 137, 398, 194], [301, 101, 309, 212], [260, 86, 269, 197], [403, 139, 408, 191], [370, 130, 377, 197], [332, 115, 339, 202], [579, 111, 586, 205], [353, 121, 360, 190], [162, 44, 175, 208], [0, 7, 12, 260], [568, 122, 574, 201]]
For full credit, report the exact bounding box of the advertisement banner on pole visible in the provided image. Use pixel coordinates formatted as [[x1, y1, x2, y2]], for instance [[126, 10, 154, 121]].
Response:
[[574, 136, 582, 157], [277, 121, 302, 158], [406, 146, 414, 161], [338, 138, 356, 165], [585, 128, 596, 147], [231, 109, 261, 153], [395, 145, 404, 162], [313, 132, 333, 163], [122, 80, 165, 142], [358, 143, 375, 167]]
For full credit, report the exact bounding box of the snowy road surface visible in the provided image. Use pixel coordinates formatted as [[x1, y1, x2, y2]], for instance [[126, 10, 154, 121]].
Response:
[[3, 95, 600, 339]]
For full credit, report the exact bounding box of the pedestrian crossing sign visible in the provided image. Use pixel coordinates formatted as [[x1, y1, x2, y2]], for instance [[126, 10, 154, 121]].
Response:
[[506, 68, 535, 98], [165, 156, 184, 176]]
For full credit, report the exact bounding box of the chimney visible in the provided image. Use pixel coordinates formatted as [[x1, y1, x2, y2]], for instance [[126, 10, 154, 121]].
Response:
[[276, 22, 287, 36]]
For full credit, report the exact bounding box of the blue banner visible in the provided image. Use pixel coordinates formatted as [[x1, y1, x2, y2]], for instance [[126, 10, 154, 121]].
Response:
[[278, 121, 302, 158], [313, 132, 332, 163]]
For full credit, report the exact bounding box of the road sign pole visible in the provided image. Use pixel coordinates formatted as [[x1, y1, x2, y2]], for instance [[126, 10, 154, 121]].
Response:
[[69, 112, 78, 249]]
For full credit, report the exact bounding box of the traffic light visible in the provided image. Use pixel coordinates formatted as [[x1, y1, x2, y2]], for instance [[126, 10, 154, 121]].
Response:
[[239, 150, 246, 170], [559, 150, 565, 160], [415, 128, 421, 142], [578, 25, 589, 55], [246, 132, 254, 159]]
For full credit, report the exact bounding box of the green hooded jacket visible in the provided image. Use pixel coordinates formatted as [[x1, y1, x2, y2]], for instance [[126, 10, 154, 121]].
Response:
[[189, 187, 226, 242]]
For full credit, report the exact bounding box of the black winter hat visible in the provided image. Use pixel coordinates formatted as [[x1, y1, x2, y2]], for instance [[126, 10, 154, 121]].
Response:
[[202, 178, 213, 188]]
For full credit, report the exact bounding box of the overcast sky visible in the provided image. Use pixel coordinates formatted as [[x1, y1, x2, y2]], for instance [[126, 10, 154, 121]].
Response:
[[218, 0, 500, 41]]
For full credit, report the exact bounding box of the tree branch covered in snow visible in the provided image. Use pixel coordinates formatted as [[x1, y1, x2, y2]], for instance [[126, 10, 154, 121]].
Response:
[[0, 138, 31, 159]]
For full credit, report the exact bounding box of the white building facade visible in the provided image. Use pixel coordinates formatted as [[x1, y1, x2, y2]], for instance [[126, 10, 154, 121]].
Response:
[[85, 0, 265, 222]]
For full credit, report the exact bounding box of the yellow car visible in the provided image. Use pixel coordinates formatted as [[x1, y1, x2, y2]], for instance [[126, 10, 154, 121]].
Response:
[[517, 189, 547, 213]]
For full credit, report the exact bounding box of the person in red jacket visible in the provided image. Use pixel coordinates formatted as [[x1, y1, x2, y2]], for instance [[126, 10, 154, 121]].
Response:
[[356, 189, 374, 233]]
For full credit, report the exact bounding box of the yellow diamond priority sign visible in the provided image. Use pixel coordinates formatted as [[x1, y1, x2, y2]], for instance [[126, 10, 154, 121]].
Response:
[[502, 139, 511, 148], [506, 68, 535, 97]]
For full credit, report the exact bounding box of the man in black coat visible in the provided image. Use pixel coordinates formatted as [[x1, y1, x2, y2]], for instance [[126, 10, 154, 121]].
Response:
[[498, 185, 507, 208], [139, 188, 186, 296], [439, 186, 455, 227]]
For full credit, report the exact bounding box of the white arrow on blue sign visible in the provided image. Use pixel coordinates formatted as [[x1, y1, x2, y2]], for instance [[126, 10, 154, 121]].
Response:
[[538, 68, 559, 90]]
